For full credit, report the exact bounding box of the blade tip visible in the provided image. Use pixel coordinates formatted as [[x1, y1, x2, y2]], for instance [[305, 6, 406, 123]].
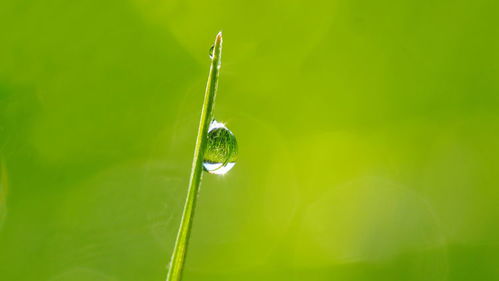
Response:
[[216, 31, 223, 42]]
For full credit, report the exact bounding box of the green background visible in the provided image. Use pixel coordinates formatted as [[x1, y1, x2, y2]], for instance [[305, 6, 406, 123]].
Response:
[[1, 0, 499, 280]]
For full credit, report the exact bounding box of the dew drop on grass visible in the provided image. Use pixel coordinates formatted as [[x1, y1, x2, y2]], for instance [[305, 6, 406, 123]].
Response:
[[209, 45, 214, 59], [203, 120, 238, 175]]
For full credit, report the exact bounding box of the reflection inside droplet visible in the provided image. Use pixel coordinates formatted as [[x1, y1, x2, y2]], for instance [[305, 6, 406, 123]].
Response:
[[203, 162, 236, 175], [203, 120, 238, 175]]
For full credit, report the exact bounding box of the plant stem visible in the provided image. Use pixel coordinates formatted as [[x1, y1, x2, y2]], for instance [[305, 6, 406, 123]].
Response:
[[165, 31, 223, 281]]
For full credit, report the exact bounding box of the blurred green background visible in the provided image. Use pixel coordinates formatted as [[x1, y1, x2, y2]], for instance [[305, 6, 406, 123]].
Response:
[[1, 0, 499, 280]]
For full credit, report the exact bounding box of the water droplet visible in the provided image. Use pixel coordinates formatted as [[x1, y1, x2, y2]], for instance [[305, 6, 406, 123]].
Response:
[[203, 120, 238, 175], [209, 45, 214, 59]]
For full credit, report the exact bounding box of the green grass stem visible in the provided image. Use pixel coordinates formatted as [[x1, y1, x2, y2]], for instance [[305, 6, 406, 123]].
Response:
[[165, 31, 223, 281]]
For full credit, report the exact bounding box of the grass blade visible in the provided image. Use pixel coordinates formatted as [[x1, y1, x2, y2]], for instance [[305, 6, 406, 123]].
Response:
[[165, 31, 223, 281]]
